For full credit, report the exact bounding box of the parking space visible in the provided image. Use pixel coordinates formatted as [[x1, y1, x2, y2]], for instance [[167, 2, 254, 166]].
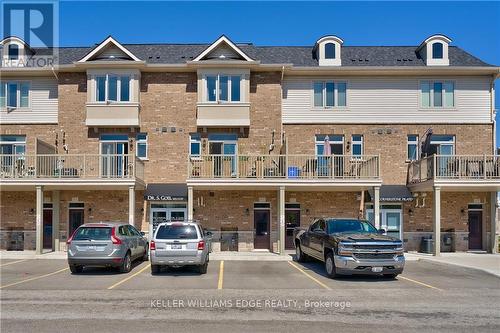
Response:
[[222, 261, 322, 290], [1, 257, 498, 292]]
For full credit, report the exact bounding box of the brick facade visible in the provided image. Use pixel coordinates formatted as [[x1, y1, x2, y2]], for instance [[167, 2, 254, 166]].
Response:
[[285, 124, 494, 184]]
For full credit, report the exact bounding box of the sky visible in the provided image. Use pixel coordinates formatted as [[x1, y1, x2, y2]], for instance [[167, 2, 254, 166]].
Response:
[[58, 0, 500, 144]]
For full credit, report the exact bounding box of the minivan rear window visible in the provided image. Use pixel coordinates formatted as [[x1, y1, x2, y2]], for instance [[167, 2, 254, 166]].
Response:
[[156, 225, 198, 240], [73, 227, 112, 240]]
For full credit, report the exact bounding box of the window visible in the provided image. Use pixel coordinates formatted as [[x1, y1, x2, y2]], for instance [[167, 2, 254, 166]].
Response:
[[429, 135, 455, 155], [0, 135, 26, 155], [94, 75, 131, 102], [136, 133, 147, 159], [205, 74, 241, 102], [190, 134, 201, 156], [8, 44, 19, 60], [325, 43, 335, 59], [420, 81, 454, 108], [432, 43, 443, 59], [407, 135, 419, 160], [351, 135, 363, 156], [0, 82, 30, 108], [313, 81, 347, 107]]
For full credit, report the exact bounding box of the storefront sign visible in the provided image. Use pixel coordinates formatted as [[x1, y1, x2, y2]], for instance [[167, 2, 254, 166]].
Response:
[[146, 195, 186, 201]]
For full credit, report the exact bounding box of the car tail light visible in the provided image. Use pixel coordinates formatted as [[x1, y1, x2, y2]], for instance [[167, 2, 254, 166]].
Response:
[[197, 240, 205, 250], [111, 228, 122, 245], [66, 228, 79, 245], [150, 240, 156, 250]]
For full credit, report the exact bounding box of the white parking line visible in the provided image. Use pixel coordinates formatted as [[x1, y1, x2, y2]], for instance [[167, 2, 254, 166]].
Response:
[[0, 259, 29, 267], [0, 267, 69, 289]]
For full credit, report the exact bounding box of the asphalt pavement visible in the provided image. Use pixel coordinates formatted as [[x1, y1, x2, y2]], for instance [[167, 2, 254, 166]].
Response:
[[1, 258, 499, 332]]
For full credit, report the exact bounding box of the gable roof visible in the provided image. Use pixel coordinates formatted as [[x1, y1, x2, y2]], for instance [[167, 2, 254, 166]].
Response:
[[192, 35, 254, 62], [77, 36, 141, 62]]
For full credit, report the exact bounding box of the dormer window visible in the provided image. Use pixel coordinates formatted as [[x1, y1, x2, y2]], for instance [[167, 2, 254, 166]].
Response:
[[315, 35, 343, 66], [432, 43, 443, 59], [325, 43, 336, 59], [417, 34, 451, 66], [8, 44, 19, 60]]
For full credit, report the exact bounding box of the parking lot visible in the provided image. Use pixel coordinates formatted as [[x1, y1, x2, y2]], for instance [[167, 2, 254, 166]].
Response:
[[1, 258, 500, 332]]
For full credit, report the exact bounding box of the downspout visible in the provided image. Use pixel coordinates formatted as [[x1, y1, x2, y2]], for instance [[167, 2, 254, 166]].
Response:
[[280, 65, 286, 153]]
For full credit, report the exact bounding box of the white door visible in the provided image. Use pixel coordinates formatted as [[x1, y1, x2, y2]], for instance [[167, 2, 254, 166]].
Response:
[[366, 206, 403, 240]]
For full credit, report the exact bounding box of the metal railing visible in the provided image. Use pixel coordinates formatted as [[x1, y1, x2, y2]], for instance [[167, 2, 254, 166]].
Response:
[[188, 154, 380, 180], [407, 154, 500, 184], [0, 154, 144, 180]]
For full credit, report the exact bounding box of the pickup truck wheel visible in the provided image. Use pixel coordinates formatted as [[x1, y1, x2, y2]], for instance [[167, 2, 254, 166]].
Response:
[[142, 245, 149, 261], [69, 265, 83, 274], [325, 253, 337, 278], [295, 243, 307, 262], [384, 273, 398, 279]]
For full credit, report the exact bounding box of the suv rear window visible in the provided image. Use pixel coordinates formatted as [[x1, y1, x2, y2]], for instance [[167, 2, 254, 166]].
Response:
[[73, 227, 112, 240], [156, 224, 198, 240]]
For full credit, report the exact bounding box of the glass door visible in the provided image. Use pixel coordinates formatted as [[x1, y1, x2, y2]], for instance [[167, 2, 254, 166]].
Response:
[[150, 208, 168, 236], [209, 140, 237, 177], [169, 208, 187, 221], [100, 135, 129, 178], [365, 205, 403, 240]]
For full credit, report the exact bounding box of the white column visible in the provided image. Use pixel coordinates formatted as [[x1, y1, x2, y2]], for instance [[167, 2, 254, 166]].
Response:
[[188, 186, 194, 221], [35, 185, 43, 255], [433, 186, 441, 256], [373, 186, 380, 229], [52, 190, 60, 252], [128, 185, 135, 226], [278, 186, 285, 255], [491, 192, 498, 254]]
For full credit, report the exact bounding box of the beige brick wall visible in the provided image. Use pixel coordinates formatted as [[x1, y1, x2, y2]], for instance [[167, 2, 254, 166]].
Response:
[[284, 124, 494, 184]]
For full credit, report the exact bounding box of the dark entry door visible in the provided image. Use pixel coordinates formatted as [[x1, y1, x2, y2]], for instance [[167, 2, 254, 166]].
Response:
[[69, 209, 85, 237], [285, 209, 300, 249], [43, 209, 53, 249], [254, 210, 270, 249], [468, 211, 482, 250]]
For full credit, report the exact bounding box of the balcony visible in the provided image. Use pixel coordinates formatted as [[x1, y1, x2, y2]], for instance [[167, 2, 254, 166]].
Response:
[[196, 103, 250, 127], [0, 154, 145, 189], [187, 154, 381, 189], [86, 103, 140, 127], [407, 155, 500, 191]]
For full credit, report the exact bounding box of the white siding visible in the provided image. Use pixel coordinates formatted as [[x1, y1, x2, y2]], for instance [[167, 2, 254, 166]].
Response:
[[282, 76, 492, 124], [0, 77, 58, 124]]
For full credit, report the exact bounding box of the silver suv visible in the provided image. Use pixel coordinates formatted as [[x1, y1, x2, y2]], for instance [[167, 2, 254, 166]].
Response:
[[67, 223, 148, 274], [150, 221, 211, 274]]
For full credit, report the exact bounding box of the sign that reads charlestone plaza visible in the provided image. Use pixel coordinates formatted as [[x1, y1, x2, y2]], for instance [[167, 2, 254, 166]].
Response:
[[1, 0, 59, 68]]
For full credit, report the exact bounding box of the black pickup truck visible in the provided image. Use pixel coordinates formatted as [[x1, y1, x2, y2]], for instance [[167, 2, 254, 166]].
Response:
[[294, 218, 405, 278]]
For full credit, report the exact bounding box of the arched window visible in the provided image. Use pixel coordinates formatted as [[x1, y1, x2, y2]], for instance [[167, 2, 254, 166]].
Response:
[[432, 43, 443, 59], [325, 43, 335, 59], [8, 44, 19, 60]]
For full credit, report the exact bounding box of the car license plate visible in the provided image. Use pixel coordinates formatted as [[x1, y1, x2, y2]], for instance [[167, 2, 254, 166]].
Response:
[[171, 244, 182, 249], [372, 267, 383, 273], [87, 245, 96, 250]]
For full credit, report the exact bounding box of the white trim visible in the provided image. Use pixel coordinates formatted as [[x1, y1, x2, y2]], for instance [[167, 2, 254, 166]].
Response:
[[78, 36, 141, 63], [193, 35, 253, 62]]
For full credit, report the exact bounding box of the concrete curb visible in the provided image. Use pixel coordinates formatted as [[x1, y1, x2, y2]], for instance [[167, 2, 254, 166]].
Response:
[[416, 258, 500, 278]]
